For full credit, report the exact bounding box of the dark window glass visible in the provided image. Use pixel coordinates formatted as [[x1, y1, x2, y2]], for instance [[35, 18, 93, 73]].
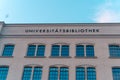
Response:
[[0, 66, 9, 80], [112, 68, 120, 80], [76, 45, 84, 57], [60, 67, 69, 80], [51, 45, 60, 56], [87, 67, 96, 80], [86, 45, 94, 57], [22, 67, 42, 80], [2, 45, 14, 56], [32, 67, 42, 80], [27, 45, 36, 56], [61, 45, 69, 56], [76, 67, 85, 80], [22, 67, 32, 80], [76, 67, 96, 80], [109, 45, 120, 57], [49, 67, 58, 80], [36, 45, 45, 56]]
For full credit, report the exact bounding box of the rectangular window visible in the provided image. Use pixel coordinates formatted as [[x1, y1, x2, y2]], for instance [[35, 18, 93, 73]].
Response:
[[32, 67, 42, 80], [76, 67, 85, 80], [22, 67, 32, 80], [76, 67, 96, 80], [27, 45, 45, 57], [76, 45, 84, 57], [2, 45, 14, 56], [49, 67, 58, 80], [87, 67, 96, 80], [51, 45, 69, 57], [27, 45, 36, 56], [86, 45, 94, 57], [22, 66, 42, 80], [49, 67, 69, 80], [51, 45, 60, 56], [109, 45, 120, 57], [112, 68, 120, 80], [60, 67, 69, 80], [36, 45, 45, 56], [0, 66, 9, 80], [61, 45, 69, 56], [76, 45, 94, 57]]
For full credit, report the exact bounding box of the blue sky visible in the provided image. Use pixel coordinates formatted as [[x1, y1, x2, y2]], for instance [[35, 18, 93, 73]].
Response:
[[0, 0, 120, 23]]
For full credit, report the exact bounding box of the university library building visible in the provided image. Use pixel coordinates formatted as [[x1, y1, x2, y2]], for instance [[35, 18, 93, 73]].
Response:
[[0, 21, 120, 80]]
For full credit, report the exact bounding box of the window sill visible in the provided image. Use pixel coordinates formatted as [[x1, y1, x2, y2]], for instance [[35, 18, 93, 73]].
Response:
[[75, 56, 97, 59], [24, 56, 46, 58], [49, 56, 72, 58], [109, 57, 120, 59], [0, 56, 14, 58]]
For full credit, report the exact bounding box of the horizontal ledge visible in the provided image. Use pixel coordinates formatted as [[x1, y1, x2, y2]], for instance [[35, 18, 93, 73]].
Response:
[[109, 57, 120, 59], [0, 56, 14, 58], [2, 35, 120, 38], [24, 56, 46, 58], [75, 56, 97, 59], [49, 56, 72, 58]]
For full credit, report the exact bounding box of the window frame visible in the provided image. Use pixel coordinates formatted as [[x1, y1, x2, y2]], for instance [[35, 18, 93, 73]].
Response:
[[76, 65, 96, 80], [51, 43, 70, 57], [22, 65, 43, 80], [1, 44, 15, 57], [49, 66, 69, 80], [76, 43, 95, 58], [109, 44, 120, 58], [26, 43, 45, 57], [112, 67, 120, 80], [0, 65, 9, 80]]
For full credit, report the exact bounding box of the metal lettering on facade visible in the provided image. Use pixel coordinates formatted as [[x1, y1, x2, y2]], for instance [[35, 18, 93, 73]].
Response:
[[25, 28, 99, 33]]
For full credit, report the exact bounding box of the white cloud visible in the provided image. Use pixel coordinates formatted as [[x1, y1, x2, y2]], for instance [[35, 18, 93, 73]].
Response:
[[93, 0, 120, 23]]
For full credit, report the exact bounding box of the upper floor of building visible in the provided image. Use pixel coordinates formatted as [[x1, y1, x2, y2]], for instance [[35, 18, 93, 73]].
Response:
[[1, 21, 120, 38], [1, 21, 120, 59]]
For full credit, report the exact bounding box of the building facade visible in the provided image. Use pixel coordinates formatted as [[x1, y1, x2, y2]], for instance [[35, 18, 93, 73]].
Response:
[[0, 22, 120, 80]]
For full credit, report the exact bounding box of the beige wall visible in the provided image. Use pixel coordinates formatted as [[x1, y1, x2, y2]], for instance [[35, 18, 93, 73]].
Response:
[[0, 38, 120, 80]]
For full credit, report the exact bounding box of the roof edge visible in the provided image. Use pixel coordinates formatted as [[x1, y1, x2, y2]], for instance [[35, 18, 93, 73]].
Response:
[[1, 21, 120, 26]]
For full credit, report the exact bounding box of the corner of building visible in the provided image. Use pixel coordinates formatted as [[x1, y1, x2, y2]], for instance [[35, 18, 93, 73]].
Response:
[[0, 21, 5, 34]]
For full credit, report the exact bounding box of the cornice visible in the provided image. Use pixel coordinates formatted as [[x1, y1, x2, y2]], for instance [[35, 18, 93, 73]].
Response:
[[4, 23, 120, 27], [1, 35, 120, 38]]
